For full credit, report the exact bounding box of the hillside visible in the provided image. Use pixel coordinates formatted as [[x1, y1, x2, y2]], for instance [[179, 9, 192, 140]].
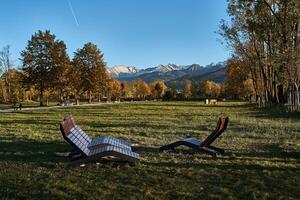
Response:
[[178, 67, 226, 83], [107, 62, 227, 84]]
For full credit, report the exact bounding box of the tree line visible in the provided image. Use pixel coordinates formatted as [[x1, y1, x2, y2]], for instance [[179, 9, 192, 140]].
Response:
[[0, 29, 257, 106], [163, 80, 226, 100], [0, 30, 171, 105], [220, 0, 300, 105]]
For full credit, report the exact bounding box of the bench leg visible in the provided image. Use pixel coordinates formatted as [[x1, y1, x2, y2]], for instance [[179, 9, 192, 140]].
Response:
[[208, 145, 225, 155], [196, 147, 218, 157], [69, 154, 86, 162], [159, 142, 181, 152], [160, 145, 174, 152], [68, 148, 82, 158]]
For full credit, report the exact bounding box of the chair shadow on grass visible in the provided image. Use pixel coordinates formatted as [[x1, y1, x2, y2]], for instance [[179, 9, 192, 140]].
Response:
[[0, 139, 149, 167], [143, 142, 300, 171], [133, 146, 160, 154], [0, 139, 132, 167], [1, 136, 299, 169]]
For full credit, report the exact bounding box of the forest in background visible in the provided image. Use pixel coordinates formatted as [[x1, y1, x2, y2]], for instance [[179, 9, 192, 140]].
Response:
[[0, 30, 251, 106]]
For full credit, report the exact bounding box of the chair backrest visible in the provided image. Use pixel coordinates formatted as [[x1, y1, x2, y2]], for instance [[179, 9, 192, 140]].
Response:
[[60, 115, 76, 137], [60, 115, 91, 156], [199, 117, 222, 146], [200, 117, 229, 147]]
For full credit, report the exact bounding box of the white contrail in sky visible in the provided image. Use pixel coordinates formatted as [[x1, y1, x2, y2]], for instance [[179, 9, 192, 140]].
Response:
[[67, 0, 79, 27]]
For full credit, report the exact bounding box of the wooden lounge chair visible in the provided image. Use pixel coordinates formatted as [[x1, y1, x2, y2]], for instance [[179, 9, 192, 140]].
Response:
[[60, 115, 140, 164], [159, 117, 229, 156]]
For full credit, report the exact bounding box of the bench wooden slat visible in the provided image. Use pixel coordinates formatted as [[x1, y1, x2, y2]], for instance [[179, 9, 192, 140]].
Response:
[[60, 114, 140, 163]]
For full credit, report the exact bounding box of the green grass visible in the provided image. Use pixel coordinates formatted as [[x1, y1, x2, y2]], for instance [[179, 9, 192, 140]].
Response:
[[0, 101, 299, 199]]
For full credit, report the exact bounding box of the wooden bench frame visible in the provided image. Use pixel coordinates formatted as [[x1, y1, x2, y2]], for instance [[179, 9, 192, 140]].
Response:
[[60, 115, 140, 164], [159, 117, 229, 156]]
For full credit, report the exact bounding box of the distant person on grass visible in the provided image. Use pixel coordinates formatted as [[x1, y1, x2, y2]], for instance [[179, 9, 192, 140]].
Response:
[[12, 102, 22, 110], [18, 103, 22, 110]]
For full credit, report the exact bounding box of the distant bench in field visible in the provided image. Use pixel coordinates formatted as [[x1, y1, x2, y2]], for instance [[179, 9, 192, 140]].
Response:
[[210, 99, 218, 104], [205, 99, 218, 105]]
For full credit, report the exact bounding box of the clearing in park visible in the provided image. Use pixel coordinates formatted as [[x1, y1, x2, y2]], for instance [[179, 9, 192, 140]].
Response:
[[0, 101, 299, 199]]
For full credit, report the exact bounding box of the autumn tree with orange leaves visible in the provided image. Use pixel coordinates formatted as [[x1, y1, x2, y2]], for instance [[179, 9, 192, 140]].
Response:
[[224, 58, 255, 99]]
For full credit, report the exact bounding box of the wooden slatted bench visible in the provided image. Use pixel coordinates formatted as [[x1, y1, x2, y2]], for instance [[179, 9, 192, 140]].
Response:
[[159, 117, 229, 156], [60, 115, 140, 164]]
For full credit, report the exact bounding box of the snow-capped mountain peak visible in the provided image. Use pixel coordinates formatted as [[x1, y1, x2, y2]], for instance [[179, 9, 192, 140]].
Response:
[[184, 64, 204, 71], [153, 64, 182, 73], [107, 65, 140, 77]]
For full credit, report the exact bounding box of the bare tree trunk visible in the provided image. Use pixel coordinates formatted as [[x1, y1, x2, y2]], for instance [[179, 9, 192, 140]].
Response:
[[59, 88, 64, 104], [5, 74, 11, 102], [39, 79, 45, 106], [88, 90, 92, 103], [0, 45, 12, 103], [39, 88, 44, 106]]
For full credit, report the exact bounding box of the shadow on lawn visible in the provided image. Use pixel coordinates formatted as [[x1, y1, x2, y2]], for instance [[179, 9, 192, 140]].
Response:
[[228, 140, 300, 160], [0, 139, 69, 163], [232, 143, 300, 160], [145, 142, 300, 165], [146, 159, 299, 172], [0, 118, 59, 126], [1, 136, 298, 167], [248, 105, 300, 120], [0, 140, 138, 169]]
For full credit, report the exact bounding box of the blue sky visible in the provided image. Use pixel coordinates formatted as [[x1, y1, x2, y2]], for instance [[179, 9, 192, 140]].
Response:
[[0, 0, 230, 68]]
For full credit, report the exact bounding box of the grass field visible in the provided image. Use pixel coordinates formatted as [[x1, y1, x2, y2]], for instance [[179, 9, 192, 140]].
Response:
[[0, 101, 299, 199]]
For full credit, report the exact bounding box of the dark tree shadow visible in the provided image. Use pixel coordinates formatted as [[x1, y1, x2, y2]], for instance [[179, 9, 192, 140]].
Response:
[[0, 139, 68, 164], [248, 105, 300, 120]]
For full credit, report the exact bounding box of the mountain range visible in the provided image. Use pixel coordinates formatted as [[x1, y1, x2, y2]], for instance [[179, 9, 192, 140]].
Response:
[[106, 62, 227, 86]]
